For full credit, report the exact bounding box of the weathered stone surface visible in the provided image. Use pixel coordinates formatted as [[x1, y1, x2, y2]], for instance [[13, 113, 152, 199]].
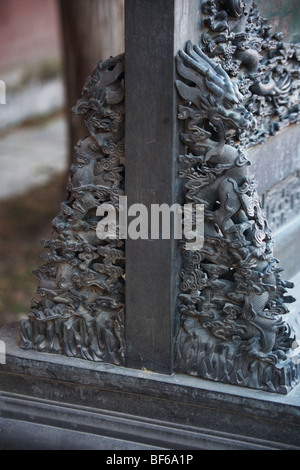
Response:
[[174, 0, 300, 393], [17, 0, 300, 396], [124, 0, 200, 374], [249, 125, 300, 197], [20, 55, 126, 365], [1, 323, 300, 449], [255, 0, 300, 44]]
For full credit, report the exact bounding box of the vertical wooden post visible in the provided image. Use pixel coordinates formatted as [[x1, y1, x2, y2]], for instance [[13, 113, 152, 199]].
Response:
[[125, 0, 199, 373]]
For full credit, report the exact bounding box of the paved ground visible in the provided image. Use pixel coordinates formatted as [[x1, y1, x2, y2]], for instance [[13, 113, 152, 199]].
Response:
[[0, 116, 67, 199]]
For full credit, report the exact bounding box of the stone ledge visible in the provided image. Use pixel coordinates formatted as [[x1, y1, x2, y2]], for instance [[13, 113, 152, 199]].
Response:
[[0, 323, 300, 450], [0, 416, 159, 451]]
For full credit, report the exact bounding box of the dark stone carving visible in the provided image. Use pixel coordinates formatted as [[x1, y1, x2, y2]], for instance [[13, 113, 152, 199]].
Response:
[[175, 0, 300, 393], [200, 0, 300, 146], [21, 54, 125, 365], [261, 170, 300, 232]]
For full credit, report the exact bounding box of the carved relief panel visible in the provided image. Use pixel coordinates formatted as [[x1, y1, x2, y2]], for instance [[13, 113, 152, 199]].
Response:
[[21, 55, 126, 365], [19, 0, 300, 394], [175, 0, 300, 393]]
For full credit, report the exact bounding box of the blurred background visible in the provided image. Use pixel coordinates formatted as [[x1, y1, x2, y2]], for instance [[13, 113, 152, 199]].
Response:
[[0, 0, 298, 327], [0, 0, 124, 326]]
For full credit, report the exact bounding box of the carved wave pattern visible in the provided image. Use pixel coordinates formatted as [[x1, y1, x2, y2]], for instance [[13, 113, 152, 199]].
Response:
[[175, 1, 300, 393], [261, 170, 300, 232], [21, 54, 126, 365]]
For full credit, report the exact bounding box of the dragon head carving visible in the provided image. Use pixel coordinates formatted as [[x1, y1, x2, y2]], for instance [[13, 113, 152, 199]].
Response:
[[176, 41, 254, 144]]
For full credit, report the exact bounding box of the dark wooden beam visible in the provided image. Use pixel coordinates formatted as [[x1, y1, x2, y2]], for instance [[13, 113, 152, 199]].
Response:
[[124, 0, 200, 373]]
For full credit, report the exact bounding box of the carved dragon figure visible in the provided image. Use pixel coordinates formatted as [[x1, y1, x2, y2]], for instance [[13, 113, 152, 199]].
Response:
[[175, 2, 299, 393], [19, 0, 300, 394], [21, 54, 126, 365]]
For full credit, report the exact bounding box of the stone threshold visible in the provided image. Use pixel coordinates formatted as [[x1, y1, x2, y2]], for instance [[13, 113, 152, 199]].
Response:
[[0, 323, 300, 450]]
